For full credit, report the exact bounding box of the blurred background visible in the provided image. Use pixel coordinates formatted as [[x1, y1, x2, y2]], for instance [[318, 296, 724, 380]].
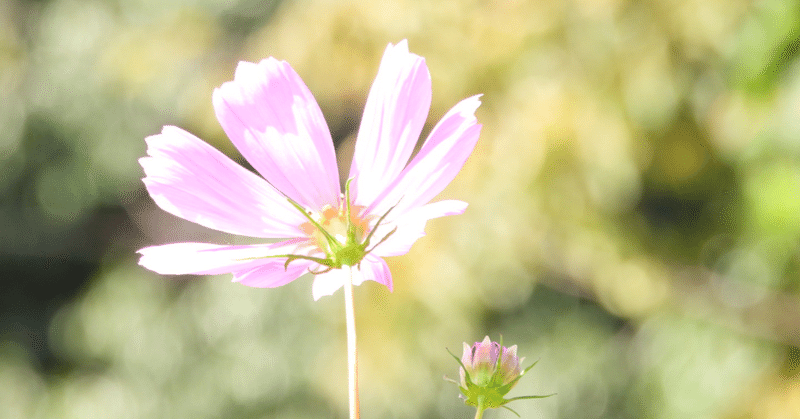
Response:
[[1, 0, 800, 417]]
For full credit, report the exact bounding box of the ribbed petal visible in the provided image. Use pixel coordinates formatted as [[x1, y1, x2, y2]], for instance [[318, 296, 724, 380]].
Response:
[[474, 336, 499, 370], [460, 342, 472, 387], [499, 345, 521, 385], [310, 255, 393, 300], [369, 200, 467, 257], [365, 95, 482, 218], [213, 58, 340, 210], [351, 254, 393, 291], [137, 239, 313, 277], [140, 126, 306, 238], [349, 40, 432, 207], [462, 342, 473, 366], [311, 268, 346, 301], [231, 258, 314, 288]]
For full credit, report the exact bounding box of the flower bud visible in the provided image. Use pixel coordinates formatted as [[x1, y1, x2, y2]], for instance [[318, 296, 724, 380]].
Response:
[[460, 336, 522, 389], [447, 336, 552, 415]]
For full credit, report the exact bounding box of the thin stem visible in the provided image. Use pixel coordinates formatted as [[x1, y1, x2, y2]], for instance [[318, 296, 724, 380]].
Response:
[[474, 396, 486, 419], [344, 266, 359, 419]]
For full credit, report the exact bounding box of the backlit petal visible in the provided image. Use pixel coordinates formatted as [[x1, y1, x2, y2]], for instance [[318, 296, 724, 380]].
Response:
[[370, 200, 467, 257], [140, 126, 306, 238], [365, 95, 482, 218], [137, 239, 312, 276], [311, 267, 347, 301], [351, 255, 393, 291], [231, 259, 313, 288], [213, 58, 340, 209], [310, 256, 393, 300], [350, 40, 432, 207]]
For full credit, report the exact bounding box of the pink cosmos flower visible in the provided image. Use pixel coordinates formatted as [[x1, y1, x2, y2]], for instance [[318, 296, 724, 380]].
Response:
[[137, 40, 481, 300]]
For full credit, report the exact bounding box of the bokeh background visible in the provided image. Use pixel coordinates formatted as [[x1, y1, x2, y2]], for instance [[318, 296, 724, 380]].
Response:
[[2, 0, 800, 417]]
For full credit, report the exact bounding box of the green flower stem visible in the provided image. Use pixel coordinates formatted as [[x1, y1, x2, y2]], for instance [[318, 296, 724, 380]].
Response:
[[344, 266, 359, 419], [475, 396, 486, 419]]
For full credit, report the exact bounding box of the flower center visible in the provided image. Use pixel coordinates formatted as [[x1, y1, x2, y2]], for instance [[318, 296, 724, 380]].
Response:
[[300, 199, 375, 267]]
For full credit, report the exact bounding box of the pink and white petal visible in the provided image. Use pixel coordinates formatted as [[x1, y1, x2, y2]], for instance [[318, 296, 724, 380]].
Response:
[[370, 200, 467, 257], [231, 258, 314, 288], [351, 255, 393, 291], [311, 268, 348, 301], [365, 95, 482, 218], [141, 126, 306, 238], [137, 239, 313, 276], [310, 256, 393, 300], [213, 58, 340, 209], [349, 40, 432, 207]]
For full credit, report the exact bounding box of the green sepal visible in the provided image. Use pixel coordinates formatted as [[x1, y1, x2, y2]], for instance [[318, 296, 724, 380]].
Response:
[[281, 254, 337, 270], [344, 178, 356, 243], [505, 393, 556, 402], [494, 359, 539, 395], [361, 201, 398, 250], [501, 405, 521, 417], [446, 346, 473, 386]]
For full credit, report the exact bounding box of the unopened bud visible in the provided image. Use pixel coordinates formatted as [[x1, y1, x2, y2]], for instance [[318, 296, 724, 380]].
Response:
[[446, 336, 553, 416]]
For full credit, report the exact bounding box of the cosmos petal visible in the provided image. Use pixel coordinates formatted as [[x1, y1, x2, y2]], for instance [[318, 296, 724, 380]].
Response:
[[311, 268, 346, 301], [310, 256, 393, 300], [366, 95, 482, 218], [231, 258, 314, 288], [137, 239, 313, 277], [213, 58, 340, 209], [140, 126, 307, 238], [351, 254, 393, 291], [370, 200, 468, 257], [350, 40, 432, 207], [461, 342, 473, 367]]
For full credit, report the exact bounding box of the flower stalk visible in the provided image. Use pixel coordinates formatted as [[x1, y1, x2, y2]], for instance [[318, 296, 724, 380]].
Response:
[[474, 396, 486, 419], [344, 266, 359, 419]]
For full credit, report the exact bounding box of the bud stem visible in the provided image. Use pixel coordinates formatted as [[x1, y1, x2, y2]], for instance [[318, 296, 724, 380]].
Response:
[[344, 266, 359, 419], [474, 396, 486, 419]]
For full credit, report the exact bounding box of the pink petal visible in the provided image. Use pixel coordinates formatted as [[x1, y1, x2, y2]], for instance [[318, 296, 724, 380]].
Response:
[[213, 58, 340, 210], [140, 126, 307, 238], [351, 254, 393, 291], [474, 336, 499, 369], [350, 40, 432, 207], [461, 341, 473, 365], [310, 255, 393, 300], [311, 268, 347, 301], [137, 239, 314, 277], [460, 341, 472, 386], [370, 200, 467, 257], [365, 95, 482, 218], [231, 259, 314, 288]]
